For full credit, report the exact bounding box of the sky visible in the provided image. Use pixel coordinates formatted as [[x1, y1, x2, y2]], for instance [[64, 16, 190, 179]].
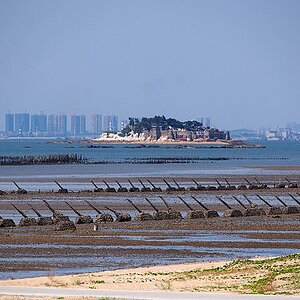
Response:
[[0, 0, 299, 130]]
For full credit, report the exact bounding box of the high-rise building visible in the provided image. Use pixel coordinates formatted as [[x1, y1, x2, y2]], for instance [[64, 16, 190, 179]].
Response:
[[91, 114, 102, 136], [71, 114, 86, 136], [204, 117, 211, 128], [197, 117, 204, 126], [286, 122, 300, 133], [31, 114, 47, 133], [120, 119, 128, 131], [197, 117, 210, 127], [47, 114, 56, 135], [103, 115, 109, 132], [80, 115, 86, 135], [71, 115, 80, 136], [56, 114, 67, 135], [5, 113, 14, 133], [103, 115, 119, 132], [46, 114, 67, 136], [15, 113, 30, 134]]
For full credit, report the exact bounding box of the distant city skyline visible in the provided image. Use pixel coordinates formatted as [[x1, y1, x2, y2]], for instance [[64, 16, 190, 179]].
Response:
[[2, 110, 300, 135], [3, 110, 297, 132], [3, 110, 300, 141], [2, 111, 214, 137], [3, 111, 124, 137], [0, 1, 299, 130]]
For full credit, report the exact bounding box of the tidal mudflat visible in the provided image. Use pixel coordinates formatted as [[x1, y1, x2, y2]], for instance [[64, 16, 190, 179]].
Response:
[[0, 185, 300, 281]]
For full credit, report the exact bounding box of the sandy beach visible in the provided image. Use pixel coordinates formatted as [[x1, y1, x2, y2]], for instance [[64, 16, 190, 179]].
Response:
[[1, 254, 299, 297]]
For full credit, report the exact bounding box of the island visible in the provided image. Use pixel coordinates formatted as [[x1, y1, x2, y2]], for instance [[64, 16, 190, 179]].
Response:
[[92, 115, 264, 148]]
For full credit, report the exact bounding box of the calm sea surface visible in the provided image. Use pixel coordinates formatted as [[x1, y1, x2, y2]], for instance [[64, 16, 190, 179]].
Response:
[[0, 139, 299, 179]]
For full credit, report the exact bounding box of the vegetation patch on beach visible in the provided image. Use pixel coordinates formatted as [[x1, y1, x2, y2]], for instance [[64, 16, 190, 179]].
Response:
[[177, 253, 300, 295]]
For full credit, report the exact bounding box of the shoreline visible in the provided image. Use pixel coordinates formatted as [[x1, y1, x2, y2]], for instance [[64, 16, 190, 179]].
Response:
[[0, 260, 229, 286], [1, 254, 299, 295], [249, 165, 300, 171], [57, 139, 265, 148], [90, 140, 231, 145]]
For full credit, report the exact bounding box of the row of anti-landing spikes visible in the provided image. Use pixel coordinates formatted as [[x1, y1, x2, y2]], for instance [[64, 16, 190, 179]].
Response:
[[2, 193, 300, 228], [2, 177, 299, 194], [5, 193, 300, 219]]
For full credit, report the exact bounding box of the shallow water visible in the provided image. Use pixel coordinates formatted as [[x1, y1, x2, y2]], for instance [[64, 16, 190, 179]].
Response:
[[0, 246, 297, 280]]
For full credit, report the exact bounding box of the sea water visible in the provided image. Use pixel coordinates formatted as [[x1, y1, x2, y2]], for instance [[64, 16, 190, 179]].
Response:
[[0, 139, 299, 180]]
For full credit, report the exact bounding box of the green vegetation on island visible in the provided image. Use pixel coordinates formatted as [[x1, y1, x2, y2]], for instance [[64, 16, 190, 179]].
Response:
[[122, 115, 204, 135], [116, 115, 230, 142]]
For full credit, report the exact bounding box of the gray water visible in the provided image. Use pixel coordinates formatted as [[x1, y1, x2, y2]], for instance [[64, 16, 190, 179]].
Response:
[[0, 140, 299, 180], [0, 246, 297, 280]]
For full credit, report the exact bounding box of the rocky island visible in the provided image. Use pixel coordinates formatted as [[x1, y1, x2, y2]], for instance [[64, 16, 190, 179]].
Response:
[[92, 115, 263, 148]]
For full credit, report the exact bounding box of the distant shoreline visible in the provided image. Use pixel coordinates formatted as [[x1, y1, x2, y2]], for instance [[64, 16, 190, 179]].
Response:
[[45, 138, 232, 145], [91, 139, 230, 145], [48, 139, 265, 148]]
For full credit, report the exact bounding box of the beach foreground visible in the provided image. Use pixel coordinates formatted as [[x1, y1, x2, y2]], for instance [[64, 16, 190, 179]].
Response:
[[0, 254, 299, 299]]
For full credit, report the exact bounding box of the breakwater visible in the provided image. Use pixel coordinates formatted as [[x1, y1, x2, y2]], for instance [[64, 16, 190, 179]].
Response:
[[0, 154, 87, 166], [0, 154, 289, 166]]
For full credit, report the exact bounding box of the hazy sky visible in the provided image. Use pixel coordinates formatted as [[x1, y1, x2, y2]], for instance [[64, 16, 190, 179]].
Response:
[[0, 0, 299, 130]]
